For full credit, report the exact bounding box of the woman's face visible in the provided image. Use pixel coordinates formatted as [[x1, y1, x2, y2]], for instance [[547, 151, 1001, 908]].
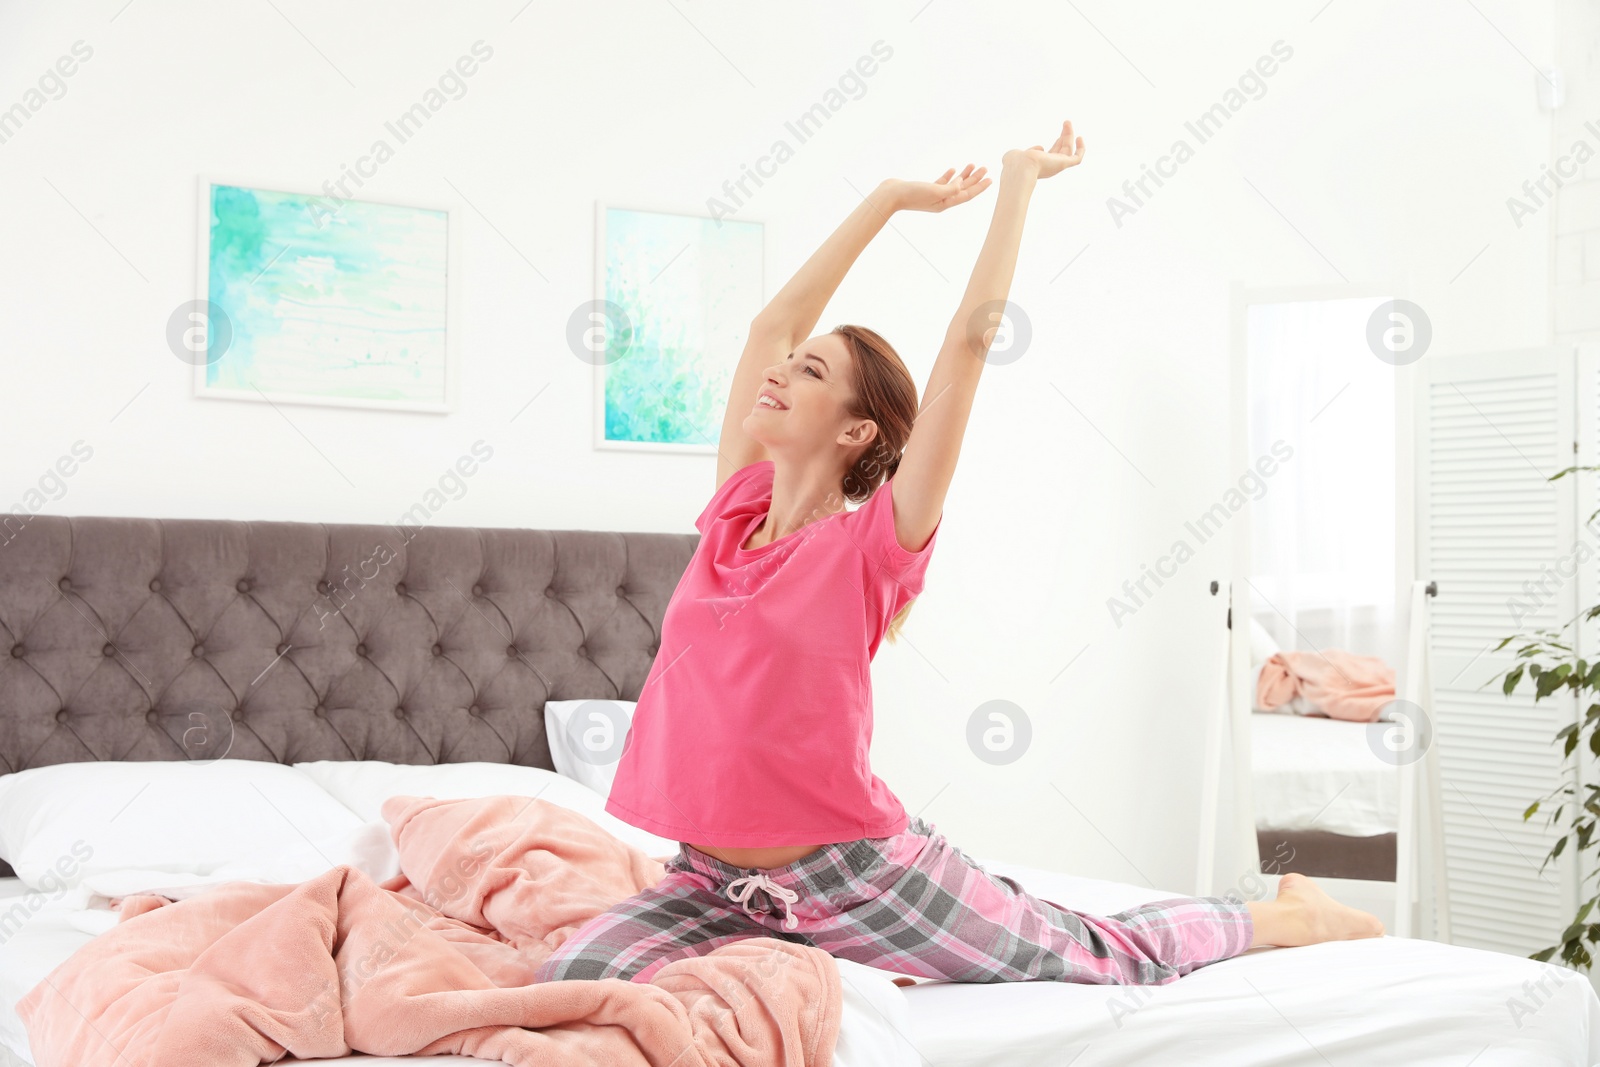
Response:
[[744, 332, 873, 460]]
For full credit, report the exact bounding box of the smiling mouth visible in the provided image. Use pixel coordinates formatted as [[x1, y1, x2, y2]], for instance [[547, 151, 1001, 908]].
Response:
[[756, 395, 787, 411]]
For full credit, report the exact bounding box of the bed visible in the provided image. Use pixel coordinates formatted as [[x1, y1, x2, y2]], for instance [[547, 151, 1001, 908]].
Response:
[[1251, 710, 1398, 880], [5, 853, 1598, 1066], [1, 515, 1596, 1066]]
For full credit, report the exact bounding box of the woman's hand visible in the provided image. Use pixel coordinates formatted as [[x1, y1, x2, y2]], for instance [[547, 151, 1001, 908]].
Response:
[[1002, 120, 1086, 179], [885, 165, 992, 213]]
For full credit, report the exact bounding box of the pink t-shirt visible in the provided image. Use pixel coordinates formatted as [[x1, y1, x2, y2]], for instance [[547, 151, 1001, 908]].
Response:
[[604, 460, 941, 847]]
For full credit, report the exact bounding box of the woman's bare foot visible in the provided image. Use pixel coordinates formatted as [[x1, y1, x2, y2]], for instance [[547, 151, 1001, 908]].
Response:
[[1245, 872, 1385, 949]]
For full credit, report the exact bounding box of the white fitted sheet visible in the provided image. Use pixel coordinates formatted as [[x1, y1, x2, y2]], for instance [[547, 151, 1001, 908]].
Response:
[[896, 858, 1600, 1066], [1251, 710, 1399, 836]]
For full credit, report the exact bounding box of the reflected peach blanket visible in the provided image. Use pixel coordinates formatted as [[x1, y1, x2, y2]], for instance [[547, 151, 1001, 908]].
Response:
[[1255, 649, 1396, 722], [16, 794, 841, 1067]]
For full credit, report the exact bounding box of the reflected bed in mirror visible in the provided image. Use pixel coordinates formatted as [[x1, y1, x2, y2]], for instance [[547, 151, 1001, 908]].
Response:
[[1252, 711, 1398, 881]]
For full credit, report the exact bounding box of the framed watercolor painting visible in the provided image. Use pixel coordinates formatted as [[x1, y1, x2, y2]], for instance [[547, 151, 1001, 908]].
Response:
[[590, 203, 764, 453], [192, 175, 460, 413]]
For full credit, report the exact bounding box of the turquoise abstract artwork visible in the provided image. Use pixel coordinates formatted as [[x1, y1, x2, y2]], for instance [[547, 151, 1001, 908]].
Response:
[[201, 182, 452, 411], [599, 207, 762, 449]]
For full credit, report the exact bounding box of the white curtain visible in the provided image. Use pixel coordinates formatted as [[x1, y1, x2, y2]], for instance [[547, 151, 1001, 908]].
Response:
[[1247, 297, 1401, 667]]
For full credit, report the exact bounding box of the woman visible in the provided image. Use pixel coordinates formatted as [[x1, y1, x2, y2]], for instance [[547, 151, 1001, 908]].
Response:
[[537, 120, 1384, 988]]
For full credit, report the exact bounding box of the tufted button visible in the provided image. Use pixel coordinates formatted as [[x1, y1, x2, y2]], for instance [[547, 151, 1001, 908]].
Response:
[[145, 709, 158, 724], [149, 578, 162, 592], [10, 645, 22, 659], [192, 644, 205, 657], [431, 643, 443, 656], [236, 579, 251, 593], [317, 580, 331, 595], [649, 643, 659, 656], [356, 643, 368, 657], [506, 644, 518, 658], [393, 706, 406, 720], [468, 704, 481, 716], [233, 705, 246, 721], [616, 585, 626, 596], [577, 644, 589, 657], [58, 577, 71, 592], [544, 586, 556, 599], [102, 643, 115, 658], [395, 582, 407, 595], [313, 704, 326, 717], [276, 642, 290, 655], [472, 584, 484, 597], [55, 708, 68, 723]]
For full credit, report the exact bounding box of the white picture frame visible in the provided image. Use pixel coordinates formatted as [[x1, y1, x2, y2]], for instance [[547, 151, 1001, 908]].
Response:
[[591, 200, 765, 454], [192, 173, 461, 414]]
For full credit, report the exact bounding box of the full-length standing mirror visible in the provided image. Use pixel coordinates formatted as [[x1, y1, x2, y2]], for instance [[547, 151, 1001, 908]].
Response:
[[1210, 285, 1449, 940]]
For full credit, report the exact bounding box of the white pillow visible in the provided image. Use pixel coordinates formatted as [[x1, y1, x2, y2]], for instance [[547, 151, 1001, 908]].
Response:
[[0, 759, 367, 891], [292, 759, 676, 860], [543, 699, 637, 797], [74, 820, 403, 903]]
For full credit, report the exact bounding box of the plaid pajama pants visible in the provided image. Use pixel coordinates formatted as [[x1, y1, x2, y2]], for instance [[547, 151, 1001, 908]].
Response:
[[533, 816, 1254, 986]]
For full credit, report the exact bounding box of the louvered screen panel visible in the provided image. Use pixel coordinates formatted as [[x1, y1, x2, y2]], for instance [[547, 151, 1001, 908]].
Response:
[[1420, 350, 1578, 958]]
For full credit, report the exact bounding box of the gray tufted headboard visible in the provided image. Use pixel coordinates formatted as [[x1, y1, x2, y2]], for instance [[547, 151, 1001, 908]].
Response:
[[0, 515, 700, 877]]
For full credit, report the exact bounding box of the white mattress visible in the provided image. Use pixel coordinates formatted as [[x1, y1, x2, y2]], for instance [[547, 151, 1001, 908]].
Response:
[[6, 864, 1599, 1066], [1251, 710, 1399, 836]]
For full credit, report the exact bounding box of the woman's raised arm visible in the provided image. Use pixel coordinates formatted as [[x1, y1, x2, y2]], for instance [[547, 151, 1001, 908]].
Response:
[[888, 121, 1086, 554], [714, 168, 991, 492]]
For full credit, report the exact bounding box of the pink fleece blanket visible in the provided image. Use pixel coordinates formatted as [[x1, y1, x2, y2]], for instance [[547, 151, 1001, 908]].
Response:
[[16, 794, 842, 1067], [1255, 649, 1396, 722]]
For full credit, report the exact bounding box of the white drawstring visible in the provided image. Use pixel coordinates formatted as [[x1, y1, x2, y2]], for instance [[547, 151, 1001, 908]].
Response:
[[724, 872, 800, 931]]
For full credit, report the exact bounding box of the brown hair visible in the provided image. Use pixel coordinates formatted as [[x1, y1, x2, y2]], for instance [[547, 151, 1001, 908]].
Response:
[[832, 324, 923, 644]]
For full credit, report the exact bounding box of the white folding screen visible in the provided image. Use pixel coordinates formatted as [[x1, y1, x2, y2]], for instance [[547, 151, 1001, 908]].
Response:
[[1417, 348, 1582, 958]]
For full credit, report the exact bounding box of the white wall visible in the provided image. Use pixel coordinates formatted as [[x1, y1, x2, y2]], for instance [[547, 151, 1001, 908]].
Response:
[[1554, 0, 1600, 343], [0, 0, 1556, 892]]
